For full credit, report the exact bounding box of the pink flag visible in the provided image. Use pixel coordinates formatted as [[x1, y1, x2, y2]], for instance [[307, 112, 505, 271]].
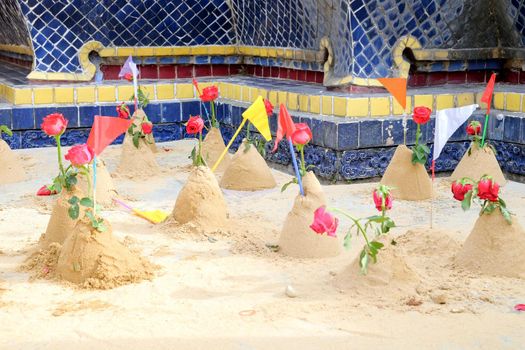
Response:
[[87, 116, 133, 156], [272, 104, 296, 152]]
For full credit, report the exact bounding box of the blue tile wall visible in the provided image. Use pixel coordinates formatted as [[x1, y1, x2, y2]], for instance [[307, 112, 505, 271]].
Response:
[[11, 0, 525, 83], [3, 100, 525, 183]]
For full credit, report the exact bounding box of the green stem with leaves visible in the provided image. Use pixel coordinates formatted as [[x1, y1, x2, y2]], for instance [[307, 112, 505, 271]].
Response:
[[329, 208, 371, 247], [298, 145, 306, 175], [415, 123, 421, 147]]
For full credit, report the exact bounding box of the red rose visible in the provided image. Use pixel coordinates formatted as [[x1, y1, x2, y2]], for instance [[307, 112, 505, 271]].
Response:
[[466, 121, 481, 136], [451, 181, 473, 201], [310, 206, 338, 237], [413, 106, 431, 125], [65, 144, 94, 167], [477, 178, 499, 202], [41, 113, 68, 136], [291, 123, 312, 145], [123, 72, 133, 82], [199, 86, 219, 102], [142, 122, 153, 135], [186, 115, 204, 134], [264, 99, 274, 116], [117, 103, 130, 119], [373, 189, 393, 212], [36, 185, 57, 196]]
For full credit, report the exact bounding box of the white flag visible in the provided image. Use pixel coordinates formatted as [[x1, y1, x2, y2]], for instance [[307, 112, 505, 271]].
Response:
[[433, 104, 479, 161], [119, 56, 139, 101]]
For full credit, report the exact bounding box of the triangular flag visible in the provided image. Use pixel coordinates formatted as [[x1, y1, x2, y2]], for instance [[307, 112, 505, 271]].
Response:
[[87, 116, 133, 156], [119, 56, 139, 101], [378, 78, 407, 110], [481, 73, 496, 114], [242, 96, 272, 141], [433, 104, 478, 161], [272, 104, 296, 152]]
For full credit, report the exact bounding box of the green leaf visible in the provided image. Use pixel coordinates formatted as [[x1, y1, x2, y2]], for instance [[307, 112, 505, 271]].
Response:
[[68, 204, 79, 220], [461, 191, 473, 211], [68, 196, 79, 205], [343, 232, 352, 250], [359, 250, 369, 275], [132, 132, 140, 148], [369, 241, 384, 250], [280, 179, 297, 193], [80, 197, 94, 207], [0, 125, 13, 137]]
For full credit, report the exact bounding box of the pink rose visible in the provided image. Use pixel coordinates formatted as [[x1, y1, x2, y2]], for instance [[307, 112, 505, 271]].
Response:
[[65, 144, 94, 167], [373, 189, 393, 212], [291, 123, 312, 145], [142, 122, 153, 135], [310, 206, 338, 237], [41, 113, 68, 136]]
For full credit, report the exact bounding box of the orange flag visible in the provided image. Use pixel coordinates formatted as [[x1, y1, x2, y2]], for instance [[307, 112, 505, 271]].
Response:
[[481, 73, 496, 114], [87, 116, 133, 156], [378, 78, 407, 110]]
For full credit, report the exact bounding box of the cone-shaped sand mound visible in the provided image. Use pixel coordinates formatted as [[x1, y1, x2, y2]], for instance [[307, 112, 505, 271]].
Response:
[[380, 145, 432, 200], [55, 218, 155, 289], [77, 158, 117, 206], [116, 133, 160, 178], [0, 139, 26, 184], [202, 127, 230, 172], [450, 143, 506, 185], [334, 239, 420, 295], [220, 141, 276, 191], [171, 166, 228, 228], [39, 187, 84, 248], [130, 109, 158, 153], [455, 212, 525, 278], [278, 172, 341, 258]]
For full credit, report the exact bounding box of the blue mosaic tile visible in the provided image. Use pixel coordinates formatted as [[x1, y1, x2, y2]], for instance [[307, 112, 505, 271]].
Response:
[[160, 102, 181, 122], [359, 120, 383, 148], [504, 115, 521, 142], [79, 106, 101, 127], [338, 121, 359, 150], [181, 101, 201, 121], [143, 103, 162, 124], [2, 131, 21, 149], [100, 105, 118, 118], [150, 123, 182, 142], [0, 109, 12, 128], [12, 108, 34, 130]]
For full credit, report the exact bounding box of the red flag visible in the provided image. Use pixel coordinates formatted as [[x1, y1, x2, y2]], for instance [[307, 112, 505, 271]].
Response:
[[481, 73, 496, 114], [377, 78, 407, 110], [272, 104, 296, 152], [87, 116, 133, 156]]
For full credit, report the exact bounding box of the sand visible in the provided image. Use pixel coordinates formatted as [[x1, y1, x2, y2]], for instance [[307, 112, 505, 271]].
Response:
[[450, 143, 506, 185], [115, 133, 160, 178], [220, 140, 276, 191], [0, 139, 26, 184], [77, 158, 117, 207], [202, 127, 230, 172], [278, 172, 341, 258], [455, 211, 525, 278], [380, 145, 433, 200], [39, 187, 85, 248], [1, 141, 525, 349], [170, 165, 228, 228], [56, 217, 156, 289]]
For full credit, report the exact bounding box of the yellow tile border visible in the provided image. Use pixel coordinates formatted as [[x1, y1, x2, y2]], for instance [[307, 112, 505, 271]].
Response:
[[3, 79, 525, 118], [0, 44, 33, 56]]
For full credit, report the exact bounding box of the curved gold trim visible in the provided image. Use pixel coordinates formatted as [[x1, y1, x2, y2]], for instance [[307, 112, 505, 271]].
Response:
[[0, 44, 32, 56], [26, 42, 324, 81]]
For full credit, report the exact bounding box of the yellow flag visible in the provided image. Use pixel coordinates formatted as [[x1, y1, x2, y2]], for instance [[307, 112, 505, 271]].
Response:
[[243, 96, 272, 141]]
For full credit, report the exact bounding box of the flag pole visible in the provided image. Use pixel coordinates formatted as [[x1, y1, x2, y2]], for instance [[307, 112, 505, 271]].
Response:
[[480, 113, 489, 147], [93, 155, 97, 213], [211, 118, 247, 172], [288, 138, 305, 196], [430, 159, 435, 229]]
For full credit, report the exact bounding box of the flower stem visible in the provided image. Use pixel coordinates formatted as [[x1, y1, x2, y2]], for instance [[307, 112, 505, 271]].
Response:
[[198, 131, 203, 165], [55, 135, 65, 178], [415, 123, 421, 146], [329, 208, 371, 247]]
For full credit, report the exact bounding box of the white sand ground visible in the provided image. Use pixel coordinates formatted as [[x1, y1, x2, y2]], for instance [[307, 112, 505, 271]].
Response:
[[0, 140, 524, 350]]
